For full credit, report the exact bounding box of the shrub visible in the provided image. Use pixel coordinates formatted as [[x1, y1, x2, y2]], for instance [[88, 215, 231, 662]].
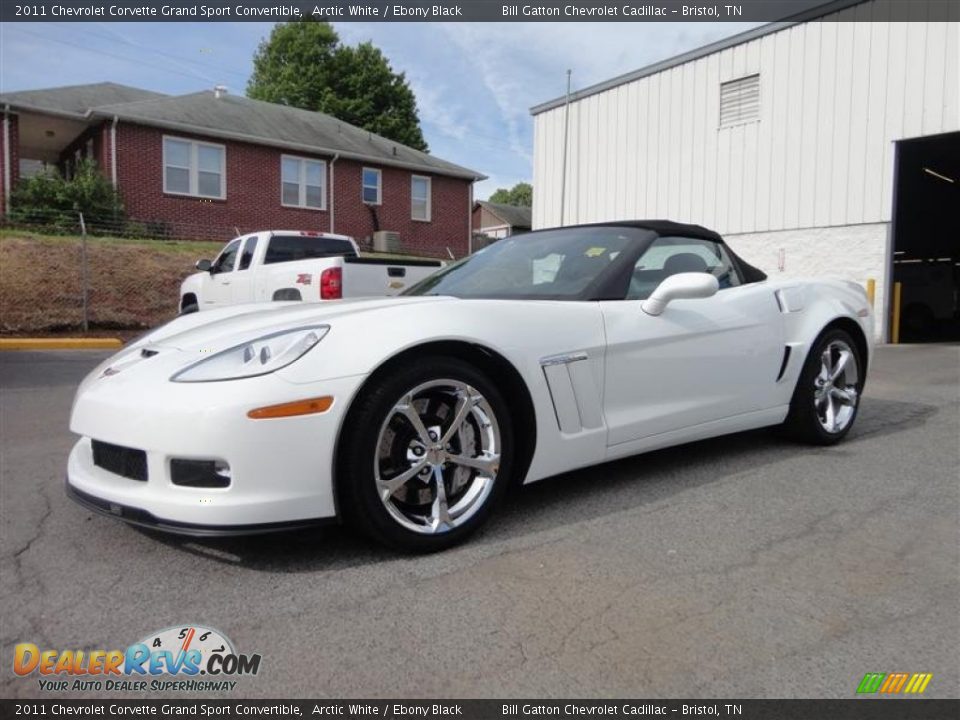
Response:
[[9, 159, 124, 234]]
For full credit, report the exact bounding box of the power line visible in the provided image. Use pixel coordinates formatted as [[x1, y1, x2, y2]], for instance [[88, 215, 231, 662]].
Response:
[[83, 23, 249, 80], [9, 27, 223, 85]]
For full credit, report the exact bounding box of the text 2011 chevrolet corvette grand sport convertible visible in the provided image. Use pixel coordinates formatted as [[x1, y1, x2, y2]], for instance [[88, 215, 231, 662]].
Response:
[[67, 221, 873, 551]]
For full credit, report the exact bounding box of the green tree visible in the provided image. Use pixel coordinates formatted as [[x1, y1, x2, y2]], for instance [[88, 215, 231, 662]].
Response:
[[247, 20, 428, 152], [488, 182, 532, 207]]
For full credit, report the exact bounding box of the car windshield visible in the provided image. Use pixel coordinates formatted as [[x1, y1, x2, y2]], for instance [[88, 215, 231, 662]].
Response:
[[405, 226, 638, 299]]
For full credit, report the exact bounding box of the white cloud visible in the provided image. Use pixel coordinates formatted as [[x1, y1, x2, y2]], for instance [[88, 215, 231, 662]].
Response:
[[407, 76, 469, 142], [439, 24, 535, 163]]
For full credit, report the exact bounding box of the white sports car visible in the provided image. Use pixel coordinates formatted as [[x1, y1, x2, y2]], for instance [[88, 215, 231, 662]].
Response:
[[67, 221, 873, 551]]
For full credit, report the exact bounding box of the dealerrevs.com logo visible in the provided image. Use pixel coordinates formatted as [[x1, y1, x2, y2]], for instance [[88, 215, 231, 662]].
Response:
[[856, 672, 933, 695], [14, 625, 262, 693]]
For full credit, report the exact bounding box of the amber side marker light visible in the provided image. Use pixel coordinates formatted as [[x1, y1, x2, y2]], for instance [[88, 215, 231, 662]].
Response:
[[248, 396, 334, 419]]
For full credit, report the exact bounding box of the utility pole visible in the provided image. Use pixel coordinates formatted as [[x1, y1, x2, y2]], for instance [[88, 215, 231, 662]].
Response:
[[559, 69, 572, 227]]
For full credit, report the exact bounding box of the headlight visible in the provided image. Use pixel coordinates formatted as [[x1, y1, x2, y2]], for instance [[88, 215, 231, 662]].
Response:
[[171, 326, 329, 383]]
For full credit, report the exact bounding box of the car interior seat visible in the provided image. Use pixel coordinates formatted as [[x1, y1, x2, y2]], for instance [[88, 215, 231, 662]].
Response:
[[662, 252, 710, 275]]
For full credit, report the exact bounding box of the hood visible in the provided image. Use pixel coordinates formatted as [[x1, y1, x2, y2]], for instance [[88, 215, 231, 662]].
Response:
[[135, 296, 455, 353], [79, 296, 456, 392]]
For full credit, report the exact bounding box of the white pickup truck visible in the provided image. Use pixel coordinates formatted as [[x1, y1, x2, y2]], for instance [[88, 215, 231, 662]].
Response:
[[179, 230, 445, 313]]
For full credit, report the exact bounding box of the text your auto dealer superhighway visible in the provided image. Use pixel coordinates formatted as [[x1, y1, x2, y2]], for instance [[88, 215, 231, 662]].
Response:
[[47, 4, 298, 16]]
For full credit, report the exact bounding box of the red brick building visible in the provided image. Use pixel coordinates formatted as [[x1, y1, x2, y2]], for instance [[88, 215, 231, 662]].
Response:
[[0, 83, 484, 258]]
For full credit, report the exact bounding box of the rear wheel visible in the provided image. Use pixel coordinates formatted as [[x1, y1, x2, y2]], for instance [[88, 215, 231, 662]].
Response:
[[782, 328, 863, 444], [338, 357, 513, 552]]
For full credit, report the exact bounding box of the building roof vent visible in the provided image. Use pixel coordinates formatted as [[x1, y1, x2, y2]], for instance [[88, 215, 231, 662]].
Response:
[[719, 74, 760, 128], [213, 85, 228, 99]]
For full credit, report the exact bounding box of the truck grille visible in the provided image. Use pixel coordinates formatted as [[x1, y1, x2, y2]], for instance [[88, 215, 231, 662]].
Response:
[[91, 440, 148, 482]]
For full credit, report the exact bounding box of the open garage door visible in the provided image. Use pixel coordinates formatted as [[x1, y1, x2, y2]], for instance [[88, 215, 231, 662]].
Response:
[[892, 132, 960, 343]]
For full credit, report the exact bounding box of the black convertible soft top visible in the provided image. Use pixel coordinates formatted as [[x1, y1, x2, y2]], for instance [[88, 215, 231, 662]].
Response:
[[551, 219, 767, 283], [580, 219, 723, 243]]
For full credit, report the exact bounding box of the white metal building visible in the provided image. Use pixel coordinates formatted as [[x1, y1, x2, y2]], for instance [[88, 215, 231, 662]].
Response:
[[531, 0, 959, 341]]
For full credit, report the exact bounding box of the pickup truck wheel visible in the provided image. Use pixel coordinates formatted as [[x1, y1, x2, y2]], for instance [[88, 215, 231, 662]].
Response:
[[179, 296, 198, 315], [338, 357, 514, 552]]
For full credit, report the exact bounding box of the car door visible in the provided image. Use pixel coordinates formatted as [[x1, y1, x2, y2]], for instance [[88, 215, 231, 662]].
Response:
[[600, 236, 784, 446], [205, 238, 241, 307], [228, 234, 259, 304]]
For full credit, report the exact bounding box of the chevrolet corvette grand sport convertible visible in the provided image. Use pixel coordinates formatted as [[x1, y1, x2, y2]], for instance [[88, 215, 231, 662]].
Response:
[[67, 221, 873, 551]]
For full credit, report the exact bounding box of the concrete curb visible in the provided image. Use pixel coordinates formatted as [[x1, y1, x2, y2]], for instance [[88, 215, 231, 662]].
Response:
[[0, 338, 123, 351]]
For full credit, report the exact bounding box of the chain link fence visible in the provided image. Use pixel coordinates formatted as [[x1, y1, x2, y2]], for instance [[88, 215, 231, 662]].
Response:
[[0, 209, 451, 335], [0, 209, 230, 335]]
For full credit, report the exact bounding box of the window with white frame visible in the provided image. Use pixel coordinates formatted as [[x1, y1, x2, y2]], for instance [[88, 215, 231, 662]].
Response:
[[163, 136, 225, 198], [411, 175, 431, 221], [281, 156, 326, 210], [362, 167, 381, 204]]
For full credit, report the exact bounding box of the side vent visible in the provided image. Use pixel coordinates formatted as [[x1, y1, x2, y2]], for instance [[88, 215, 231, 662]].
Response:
[[540, 352, 603, 434], [775, 287, 806, 313], [776, 346, 792, 382], [542, 363, 581, 434]]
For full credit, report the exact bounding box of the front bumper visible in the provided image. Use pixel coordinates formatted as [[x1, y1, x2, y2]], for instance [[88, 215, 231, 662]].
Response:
[[67, 367, 367, 532]]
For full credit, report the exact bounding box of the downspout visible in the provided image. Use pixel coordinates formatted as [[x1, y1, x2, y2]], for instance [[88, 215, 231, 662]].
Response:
[[110, 116, 118, 187], [329, 153, 339, 233], [2, 105, 11, 217], [468, 180, 474, 255], [559, 69, 572, 227]]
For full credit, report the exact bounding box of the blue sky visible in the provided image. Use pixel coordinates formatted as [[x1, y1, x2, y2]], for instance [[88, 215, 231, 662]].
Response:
[[1, 21, 761, 199]]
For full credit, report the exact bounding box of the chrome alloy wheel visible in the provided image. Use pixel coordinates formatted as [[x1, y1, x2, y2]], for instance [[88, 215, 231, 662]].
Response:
[[814, 339, 859, 433], [374, 379, 502, 534]]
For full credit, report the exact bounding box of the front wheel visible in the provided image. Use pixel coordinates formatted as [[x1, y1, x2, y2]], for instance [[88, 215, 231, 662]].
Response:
[[781, 328, 863, 444], [180, 295, 199, 315], [338, 357, 514, 552]]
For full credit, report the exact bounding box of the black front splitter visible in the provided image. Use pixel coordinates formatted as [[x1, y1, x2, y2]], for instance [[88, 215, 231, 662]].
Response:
[[65, 480, 335, 537]]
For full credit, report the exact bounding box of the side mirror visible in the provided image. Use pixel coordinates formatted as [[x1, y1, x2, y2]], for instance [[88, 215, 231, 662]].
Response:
[[642, 272, 719, 316], [195, 259, 212, 272]]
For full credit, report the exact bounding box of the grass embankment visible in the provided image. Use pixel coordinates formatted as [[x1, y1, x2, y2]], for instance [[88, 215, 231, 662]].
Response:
[[0, 230, 432, 335]]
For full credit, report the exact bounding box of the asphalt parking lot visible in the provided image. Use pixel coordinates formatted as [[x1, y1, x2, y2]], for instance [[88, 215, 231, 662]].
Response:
[[1, 344, 958, 699]]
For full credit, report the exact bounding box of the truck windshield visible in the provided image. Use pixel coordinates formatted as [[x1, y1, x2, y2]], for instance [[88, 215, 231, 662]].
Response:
[[263, 235, 355, 264]]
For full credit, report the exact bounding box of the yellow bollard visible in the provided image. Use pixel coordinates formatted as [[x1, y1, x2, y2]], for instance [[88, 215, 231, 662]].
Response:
[[866, 278, 876, 308], [891, 281, 902, 344]]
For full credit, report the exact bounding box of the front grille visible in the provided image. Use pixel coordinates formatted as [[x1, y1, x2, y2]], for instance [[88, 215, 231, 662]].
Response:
[[91, 440, 148, 481]]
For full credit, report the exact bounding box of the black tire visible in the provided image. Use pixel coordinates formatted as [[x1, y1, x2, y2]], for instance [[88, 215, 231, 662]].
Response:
[[337, 356, 514, 552], [781, 328, 863, 445], [180, 303, 198, 315]]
